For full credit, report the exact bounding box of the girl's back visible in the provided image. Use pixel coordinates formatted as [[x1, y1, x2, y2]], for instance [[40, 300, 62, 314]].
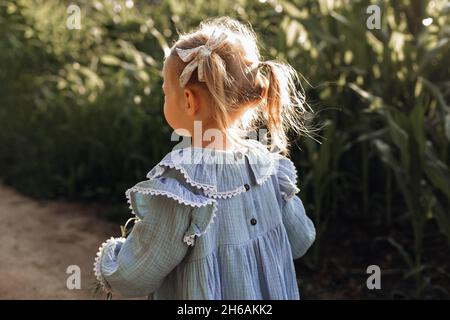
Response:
[[93, 17, 316, 300], [149, 140, 315, 299]]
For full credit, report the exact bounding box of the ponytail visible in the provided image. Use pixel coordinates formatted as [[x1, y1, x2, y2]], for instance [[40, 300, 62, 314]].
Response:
[[169, 17, 312, 156], [259, 60, 309, 156]]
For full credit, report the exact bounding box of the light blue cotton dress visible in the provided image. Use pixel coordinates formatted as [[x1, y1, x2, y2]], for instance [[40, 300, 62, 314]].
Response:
[[93, 139, 316, 299]]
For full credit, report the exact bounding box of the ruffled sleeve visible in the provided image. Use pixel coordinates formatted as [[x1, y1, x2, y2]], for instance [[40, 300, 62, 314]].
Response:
[[276, 154, 301, 200], [127, 169, 218, 247], [182, 203, 217, 246], [276, 155, 316, 260], [93, 171, 217, 297]]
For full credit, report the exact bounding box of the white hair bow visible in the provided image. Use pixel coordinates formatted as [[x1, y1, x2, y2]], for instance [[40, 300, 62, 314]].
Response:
[[175, 32, 228, 88]]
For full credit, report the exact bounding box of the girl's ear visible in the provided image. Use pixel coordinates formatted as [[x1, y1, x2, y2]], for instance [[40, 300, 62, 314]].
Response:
[[183, 87, 200, 116]]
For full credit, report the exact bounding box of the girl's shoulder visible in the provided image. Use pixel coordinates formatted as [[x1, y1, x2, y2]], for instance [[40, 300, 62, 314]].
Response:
[[143, 141, 300, 201], [125, 159, 217, 247], [125, 143, 300, 246]]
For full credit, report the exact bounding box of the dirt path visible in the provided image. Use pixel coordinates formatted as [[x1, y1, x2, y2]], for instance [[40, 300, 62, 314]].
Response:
[[0, 183, 128, 299]]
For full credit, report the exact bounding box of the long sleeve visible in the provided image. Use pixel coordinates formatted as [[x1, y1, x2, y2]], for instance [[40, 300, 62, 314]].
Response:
[[93, 169, 218, 298], [275, 154, 316, 260], [281, 195, 316, 259], [95, 194, 192, 297]]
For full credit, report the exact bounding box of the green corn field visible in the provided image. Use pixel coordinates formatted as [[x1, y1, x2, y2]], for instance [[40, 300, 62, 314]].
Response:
[[0, 0, 449, 299]]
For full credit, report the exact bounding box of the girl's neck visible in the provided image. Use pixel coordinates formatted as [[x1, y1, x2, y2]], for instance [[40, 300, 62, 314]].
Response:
[[191, 125, 235, 151]]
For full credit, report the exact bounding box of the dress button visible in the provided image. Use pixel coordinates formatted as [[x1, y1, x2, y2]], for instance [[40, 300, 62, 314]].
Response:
[[244, 183, 250, 191], [250, 218, 257, 225]]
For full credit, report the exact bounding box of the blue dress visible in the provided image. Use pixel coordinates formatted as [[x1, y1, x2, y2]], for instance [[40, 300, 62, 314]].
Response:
[[94, 139, 316, 299]]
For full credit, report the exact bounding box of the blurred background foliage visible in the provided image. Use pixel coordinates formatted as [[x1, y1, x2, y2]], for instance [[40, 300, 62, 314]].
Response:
[[0, 0, 449, 298]]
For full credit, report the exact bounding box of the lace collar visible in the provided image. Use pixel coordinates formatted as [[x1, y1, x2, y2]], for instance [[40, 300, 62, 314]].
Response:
[[146, 140, 280, 198]]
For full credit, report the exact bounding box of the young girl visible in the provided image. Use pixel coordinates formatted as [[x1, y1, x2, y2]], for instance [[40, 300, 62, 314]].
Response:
[[93, 17, 316, 300]]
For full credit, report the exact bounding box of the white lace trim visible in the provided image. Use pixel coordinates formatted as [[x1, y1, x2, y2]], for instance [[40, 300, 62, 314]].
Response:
[[204, 185, 247, 199], [196, 154, 278, 199], [93, 237, 125, 294], [183, 200, 218, 246], [122, 150, 284, 249], [125, 185, 216, 218], [278, 155, 300, 201], [125, 185, 218, 247], [285, 156, 299, 186], [159, 161, 217, 193], [151, 151, 279, 199]]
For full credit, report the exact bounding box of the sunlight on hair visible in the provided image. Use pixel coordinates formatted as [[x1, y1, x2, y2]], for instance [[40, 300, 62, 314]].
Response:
[[168, 17, 314, 155]]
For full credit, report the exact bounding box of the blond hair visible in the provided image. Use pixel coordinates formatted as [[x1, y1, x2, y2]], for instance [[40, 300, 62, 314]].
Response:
[[168, 17, 311, 156]]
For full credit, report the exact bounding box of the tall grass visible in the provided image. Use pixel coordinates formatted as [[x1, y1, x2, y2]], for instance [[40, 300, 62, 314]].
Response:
[[270, 0, 450, 297], [0, 0, 449, 297]]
